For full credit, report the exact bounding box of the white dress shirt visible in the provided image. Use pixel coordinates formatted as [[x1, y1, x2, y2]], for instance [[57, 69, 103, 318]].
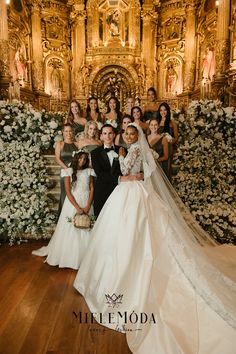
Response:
[[104, 145, 118, 166]]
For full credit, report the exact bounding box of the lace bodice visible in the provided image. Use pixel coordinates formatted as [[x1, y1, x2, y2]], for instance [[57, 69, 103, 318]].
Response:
[[119, 142, 142, 176]]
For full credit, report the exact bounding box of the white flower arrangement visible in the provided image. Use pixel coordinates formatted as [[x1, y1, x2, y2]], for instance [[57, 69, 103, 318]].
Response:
[[173, 100, 236, 244], [0, 100, 65, 150], [0, 140, 56, 245]]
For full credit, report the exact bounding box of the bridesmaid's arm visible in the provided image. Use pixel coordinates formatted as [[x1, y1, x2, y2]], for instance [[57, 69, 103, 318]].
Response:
[[83, 175, 94, 214], [115, 134, 120, 146], [80, 117, 88, 125], [64, 177, 83, 214], [171, 120, 179, 144], [158, 137, 169, 162], [55, 141, 68, 169]]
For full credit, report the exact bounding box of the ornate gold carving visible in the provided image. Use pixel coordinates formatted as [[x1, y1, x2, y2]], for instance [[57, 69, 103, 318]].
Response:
[[72, 67, 84, 96], [42, 16, 69, 43], [215, 39, 230, 77], [0, 40, 10, 78], [145, 68, 155, 91], [70, 10, 87, 24], [161, 1, 184, 13], [183, 60, 196, 91], [162, 16, 185, 41], [27, 0, 41, 13], [41, 1, 68, 13], [141, 9, 158, 23], [91, 65, 137, 105], [32, 61, 44, 91]]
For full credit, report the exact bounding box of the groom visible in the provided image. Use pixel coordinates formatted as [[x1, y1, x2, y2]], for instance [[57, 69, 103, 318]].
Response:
[[91, 124, 142, 217]]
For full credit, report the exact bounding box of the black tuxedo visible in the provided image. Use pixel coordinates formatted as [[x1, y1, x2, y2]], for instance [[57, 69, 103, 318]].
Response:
[[91, 145, 122, 217]]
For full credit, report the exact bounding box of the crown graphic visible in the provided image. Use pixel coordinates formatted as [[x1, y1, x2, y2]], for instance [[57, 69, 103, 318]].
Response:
[[105, 293, 123, 307]]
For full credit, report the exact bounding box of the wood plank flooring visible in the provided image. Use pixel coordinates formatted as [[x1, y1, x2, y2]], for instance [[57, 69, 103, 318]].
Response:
[[0, 242, 132, 354]]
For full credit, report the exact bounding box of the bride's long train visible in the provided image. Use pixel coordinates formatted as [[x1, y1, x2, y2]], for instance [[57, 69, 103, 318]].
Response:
[[74, 178, 236, 354], [73, 123, 235, 354]]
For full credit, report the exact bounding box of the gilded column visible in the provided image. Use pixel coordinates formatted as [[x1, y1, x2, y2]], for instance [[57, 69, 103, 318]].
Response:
[[215, 0, 230, 79], [30, 1, 44, 91], [129, 1, 137, 48], [183, 2, 196, 92], [141, 6, 158, 90], [0, 0, 10, 81], [92, 4, 99, 47], [71, 7, 86, 97]]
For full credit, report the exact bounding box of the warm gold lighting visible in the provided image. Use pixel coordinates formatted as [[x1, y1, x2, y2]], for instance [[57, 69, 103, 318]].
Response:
[[5, 0, 10, 4], [215, 0, 219, 6]]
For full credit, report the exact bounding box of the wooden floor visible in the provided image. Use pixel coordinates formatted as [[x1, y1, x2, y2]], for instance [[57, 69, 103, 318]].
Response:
[[0, 242, 132, 354]]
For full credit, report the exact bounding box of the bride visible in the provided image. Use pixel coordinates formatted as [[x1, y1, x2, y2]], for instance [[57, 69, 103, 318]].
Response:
[[73, 123, 236, 354]]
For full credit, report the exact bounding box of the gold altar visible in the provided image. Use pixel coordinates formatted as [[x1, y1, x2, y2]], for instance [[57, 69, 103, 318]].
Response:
[[0, 0, 235, 110]]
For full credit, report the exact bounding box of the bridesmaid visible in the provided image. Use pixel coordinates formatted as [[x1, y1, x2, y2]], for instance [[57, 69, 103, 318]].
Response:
[[147, 118, 170, 179], [156, 102, 178, 145], [55, 124, 78, 217], [123, 96, 134, 116], [156, 102, 178, 181], [143, 87, 159, 122], [77, 121, 102, 153], [66, 99, 87, 138], [115, 114, 132, 148], [86, 97, 104, 130], [131, 106, 148, 132], [104, 96, 122, 130]]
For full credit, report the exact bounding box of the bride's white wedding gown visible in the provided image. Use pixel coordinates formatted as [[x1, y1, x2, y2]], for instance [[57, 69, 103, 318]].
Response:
[[73, 142, 236, 354], [32, 168, 94, 269]]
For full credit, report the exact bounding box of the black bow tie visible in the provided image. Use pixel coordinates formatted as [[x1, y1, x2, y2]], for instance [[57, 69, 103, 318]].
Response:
[[104, 147, 114, 153]]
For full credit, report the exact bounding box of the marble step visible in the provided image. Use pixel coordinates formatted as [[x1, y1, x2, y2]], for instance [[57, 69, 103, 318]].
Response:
[[43, 154, 57, 165], [47, 175, 60, 189]]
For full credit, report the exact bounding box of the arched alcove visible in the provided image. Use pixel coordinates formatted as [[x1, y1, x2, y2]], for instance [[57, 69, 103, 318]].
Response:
[[44, 55, 69, 99], [91, 64, 137, 107]]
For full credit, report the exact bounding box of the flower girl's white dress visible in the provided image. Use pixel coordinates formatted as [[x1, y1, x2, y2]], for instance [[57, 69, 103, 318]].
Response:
[[32, 168, 94, 269], [73, 141, 236, 354]]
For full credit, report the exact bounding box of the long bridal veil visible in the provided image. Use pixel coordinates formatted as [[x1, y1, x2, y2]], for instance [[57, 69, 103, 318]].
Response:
[[131, 122, 236, 330]]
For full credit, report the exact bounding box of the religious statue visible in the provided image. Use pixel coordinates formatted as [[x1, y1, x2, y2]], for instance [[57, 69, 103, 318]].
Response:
[[202, 48, 215, 81], [81, 63, 91, 96], [166, 63, 178, 94], [14, 47, 27, 85], [106, 9, 120, 37], [51, 67, 63, 96], [107, 74, 121, 98]]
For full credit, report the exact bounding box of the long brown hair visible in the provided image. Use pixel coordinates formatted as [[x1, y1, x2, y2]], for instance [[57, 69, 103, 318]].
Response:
[[71, 151, 90, 186], [66, 99, 82, 124]]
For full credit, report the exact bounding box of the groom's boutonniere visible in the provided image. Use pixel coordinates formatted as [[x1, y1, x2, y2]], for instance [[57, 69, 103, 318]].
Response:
[[110, 150, 118, 159]]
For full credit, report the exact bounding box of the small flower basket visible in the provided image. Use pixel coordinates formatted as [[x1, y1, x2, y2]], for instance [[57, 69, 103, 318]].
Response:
[[73, 213, 91, 229]]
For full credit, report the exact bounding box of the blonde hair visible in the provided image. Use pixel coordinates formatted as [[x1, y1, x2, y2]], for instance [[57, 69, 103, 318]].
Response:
[[80, 121, 99, 140]]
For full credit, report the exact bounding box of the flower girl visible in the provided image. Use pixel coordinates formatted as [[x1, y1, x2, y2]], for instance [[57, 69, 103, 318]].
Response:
[[32, 151, 95, 269]]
